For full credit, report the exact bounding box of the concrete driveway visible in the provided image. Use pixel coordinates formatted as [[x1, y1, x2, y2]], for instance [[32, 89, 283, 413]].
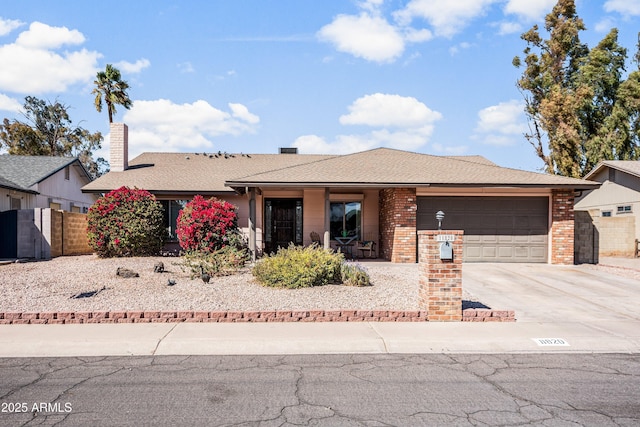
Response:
[[463, 262, 640, 323]]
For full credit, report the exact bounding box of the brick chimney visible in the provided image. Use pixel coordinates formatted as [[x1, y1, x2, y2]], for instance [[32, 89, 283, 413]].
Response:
[[110, 123, 128, 172]]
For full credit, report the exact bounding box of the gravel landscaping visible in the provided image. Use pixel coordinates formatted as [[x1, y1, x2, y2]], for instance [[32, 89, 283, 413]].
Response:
[[0, 255, 450, 312]]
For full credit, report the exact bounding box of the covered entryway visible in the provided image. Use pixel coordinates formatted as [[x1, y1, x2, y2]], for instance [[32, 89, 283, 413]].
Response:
[[417, 196, 549, 262], [264, 199, 303, 254]]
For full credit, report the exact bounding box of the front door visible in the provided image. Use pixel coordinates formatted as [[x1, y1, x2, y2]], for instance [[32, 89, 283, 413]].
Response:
[[264, 199, 303, 254]]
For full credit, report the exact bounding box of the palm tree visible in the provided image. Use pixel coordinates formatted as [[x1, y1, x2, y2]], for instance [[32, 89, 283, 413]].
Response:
[[92, 64, 133, 123]]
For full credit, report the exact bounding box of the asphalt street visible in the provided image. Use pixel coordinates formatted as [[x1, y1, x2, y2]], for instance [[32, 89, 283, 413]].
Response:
[[1, 353, 639, 426]]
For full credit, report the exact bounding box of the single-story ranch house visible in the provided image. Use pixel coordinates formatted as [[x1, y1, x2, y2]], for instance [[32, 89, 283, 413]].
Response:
[[82, 124, 599, 264]]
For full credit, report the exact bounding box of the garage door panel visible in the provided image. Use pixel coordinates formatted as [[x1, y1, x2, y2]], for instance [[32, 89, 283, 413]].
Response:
[[482, 247, 497, 258], [498, 247, 513, 257], [418, 196, 549, 263]]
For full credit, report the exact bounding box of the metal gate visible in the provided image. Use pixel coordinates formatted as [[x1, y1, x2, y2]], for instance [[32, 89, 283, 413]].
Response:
[[0, 210, 18, 258]]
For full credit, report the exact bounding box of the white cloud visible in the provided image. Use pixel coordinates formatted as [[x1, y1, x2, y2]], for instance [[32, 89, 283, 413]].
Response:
[[121, 99, 260, 156], [431, 142, 469, 155], [16, 22, 84, 49], [394, 0, 498, 38], [229, 103, 260, 124], [178, 61, 195, 73], [294, 93, 442, 154], [473, 99, 526, 146], [0, 18, 24, 36], [449, 41, 472, 56], [115, 58, 150, 74], [604, 0, 640, 16], [496, 21, 522, 35], [0, 22, 100, 94], [503, 0, 557, 21], [318, 13, 405, 63], [293, 134, 376, 154], [0, 93, 21, 112], [595, 17, 617, 32], [404, 28, 433, 43], [340, 93, 442, 128]]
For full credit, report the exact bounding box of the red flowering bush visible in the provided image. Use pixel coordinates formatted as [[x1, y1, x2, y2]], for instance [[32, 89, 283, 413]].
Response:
[[176, 195, 239, 253], [87, 186, 166, 257]]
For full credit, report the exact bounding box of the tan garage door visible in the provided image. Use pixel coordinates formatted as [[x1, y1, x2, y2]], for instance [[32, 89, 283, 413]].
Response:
[[417, 196, 549, 262]]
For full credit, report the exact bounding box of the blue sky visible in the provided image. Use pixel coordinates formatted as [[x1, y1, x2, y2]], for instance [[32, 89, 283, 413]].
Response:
[[1, 0, 639, 172]]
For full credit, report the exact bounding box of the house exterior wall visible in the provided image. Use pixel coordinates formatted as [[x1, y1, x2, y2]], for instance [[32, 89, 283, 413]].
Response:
[[0, 189, 36, 211], [303, 188, 325, 246], [551, 189, 575, 264], [32, 166, 97, 212], [379, 188, 417, 263]]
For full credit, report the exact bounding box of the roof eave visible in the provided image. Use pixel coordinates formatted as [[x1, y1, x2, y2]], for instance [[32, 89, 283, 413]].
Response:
[[225, 181, 601, 190], [0, 184, 39, 194]]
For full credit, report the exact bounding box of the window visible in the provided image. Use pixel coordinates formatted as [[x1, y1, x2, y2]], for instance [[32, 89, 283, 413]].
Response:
[[10, 197, 20, 210], [617, 205, 632, 214], [330, 201, 361, 240], [601, 210, 612, 217], [160, 200, 188, 240], [64, 166, 70, 180]]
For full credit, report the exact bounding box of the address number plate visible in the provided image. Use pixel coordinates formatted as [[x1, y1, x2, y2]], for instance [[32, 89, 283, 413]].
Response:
[[435, 234, 455, 242]]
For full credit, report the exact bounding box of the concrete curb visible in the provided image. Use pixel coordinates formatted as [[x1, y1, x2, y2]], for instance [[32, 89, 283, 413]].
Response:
[[0, 308, 515, 324]]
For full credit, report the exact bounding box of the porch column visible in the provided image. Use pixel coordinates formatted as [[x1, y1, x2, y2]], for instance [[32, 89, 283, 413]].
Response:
[[324, 187, 330, 249], [249, 187, 256, 262]]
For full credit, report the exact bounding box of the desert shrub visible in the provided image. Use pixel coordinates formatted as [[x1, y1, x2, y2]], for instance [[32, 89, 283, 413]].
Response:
[[179, 231, 250, 278], [87, 186, 165, 257], [340, 262, 371, 287], [253, 244, 344, 289], [176, 195, 239, 253]]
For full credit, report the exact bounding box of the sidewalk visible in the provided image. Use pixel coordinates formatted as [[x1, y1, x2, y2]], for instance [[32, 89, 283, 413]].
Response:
[[1, 318, 639, 357]]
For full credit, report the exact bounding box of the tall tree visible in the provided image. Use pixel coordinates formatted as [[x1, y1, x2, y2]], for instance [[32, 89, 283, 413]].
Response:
[[0, 96, 107, 178], [92, 64, 133, 123], [513, 0, 640, 177]]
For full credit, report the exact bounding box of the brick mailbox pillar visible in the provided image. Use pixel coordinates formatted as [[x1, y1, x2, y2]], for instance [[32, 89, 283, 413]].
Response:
[[418, 230, 463, 322]]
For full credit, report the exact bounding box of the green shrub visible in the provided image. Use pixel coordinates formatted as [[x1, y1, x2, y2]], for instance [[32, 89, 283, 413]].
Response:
[[179, 231, 249, 278], [340, 262, 371, 287], [253, 244, 344, 289], [87, 186, 165, 257]]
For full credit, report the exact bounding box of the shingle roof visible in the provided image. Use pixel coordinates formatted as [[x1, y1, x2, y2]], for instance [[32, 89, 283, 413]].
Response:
[[0, 155, 89, 188], [0, 175, 36, 193], [584, 160, 640, 180], [83, 152, 336, 193], [226, 147, 599, 189], [83, 148, 598, 194]]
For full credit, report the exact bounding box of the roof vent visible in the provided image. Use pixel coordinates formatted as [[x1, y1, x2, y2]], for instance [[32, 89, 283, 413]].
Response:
[[279, 147, 298, 154]]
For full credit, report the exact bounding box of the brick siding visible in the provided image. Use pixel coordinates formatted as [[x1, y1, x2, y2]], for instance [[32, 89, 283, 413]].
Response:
[[551, 189, 575, 264], [379, 188, 417, 263], [418, 230, 463, 321]]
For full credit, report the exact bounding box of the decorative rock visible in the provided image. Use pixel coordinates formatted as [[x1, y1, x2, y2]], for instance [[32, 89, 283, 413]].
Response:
[[116, 267, 139, 278], [153, 262, 165, 273], [167, 279, 176, 286]]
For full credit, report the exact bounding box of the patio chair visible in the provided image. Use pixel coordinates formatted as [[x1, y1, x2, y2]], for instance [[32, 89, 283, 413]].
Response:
[[310, 231, 322, 246], [356, 240, 376, 258]]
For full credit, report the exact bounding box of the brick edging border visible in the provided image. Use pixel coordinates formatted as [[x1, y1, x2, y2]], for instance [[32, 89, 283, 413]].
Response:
[[0, 309, 515, 324]]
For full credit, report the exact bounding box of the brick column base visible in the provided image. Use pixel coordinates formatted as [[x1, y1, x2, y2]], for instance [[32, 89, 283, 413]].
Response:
[[418, 230, 463, 322]]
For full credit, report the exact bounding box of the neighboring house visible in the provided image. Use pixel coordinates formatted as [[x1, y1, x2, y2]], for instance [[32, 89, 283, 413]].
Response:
[[575, 161, 640, 260], [83, 123, 599, 264], [0, 155, 97, 212]]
